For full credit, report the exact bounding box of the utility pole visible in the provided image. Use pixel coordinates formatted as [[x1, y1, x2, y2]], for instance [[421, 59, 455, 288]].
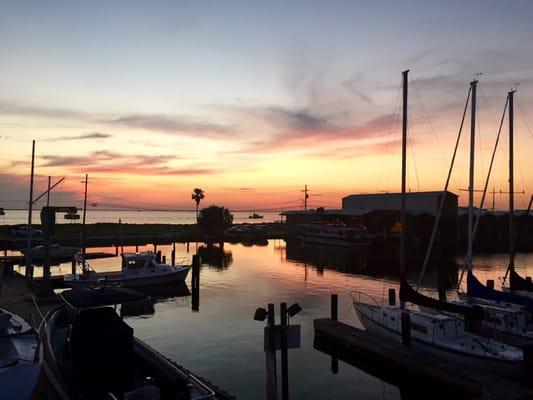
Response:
[[301, 185, 309, 211], [25, 140, 36, 279], [81, 174, 88, 263], [46, 176, 51, 206]]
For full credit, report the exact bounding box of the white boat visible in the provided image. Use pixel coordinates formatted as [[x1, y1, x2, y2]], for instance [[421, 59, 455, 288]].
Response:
[[64, 252, 191, 288], [0, 308, 41, 400], [353, 296, 522, 371], [22, 244, 80, 259], [40, 288, 223, 399], [300, 223, 372, 247]]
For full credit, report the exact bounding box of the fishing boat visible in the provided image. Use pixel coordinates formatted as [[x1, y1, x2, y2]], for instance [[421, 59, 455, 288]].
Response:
[[353, 72, 523, 371], [0, 308, 41, 400], [64, 252, 190, 288], [40, 287, 228, 399], [300, 223, 372, 247], [248, 213, 263, 219]]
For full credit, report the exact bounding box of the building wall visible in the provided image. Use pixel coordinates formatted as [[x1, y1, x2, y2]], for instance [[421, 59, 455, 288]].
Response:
[[342, 192, 457, 218]]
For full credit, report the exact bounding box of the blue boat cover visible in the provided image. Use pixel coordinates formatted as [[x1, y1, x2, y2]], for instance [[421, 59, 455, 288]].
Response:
[[467, 272, 533, 311]]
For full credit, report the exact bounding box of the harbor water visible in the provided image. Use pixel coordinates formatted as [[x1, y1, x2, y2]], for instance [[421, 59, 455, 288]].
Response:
[[20, 240, 533, 399]]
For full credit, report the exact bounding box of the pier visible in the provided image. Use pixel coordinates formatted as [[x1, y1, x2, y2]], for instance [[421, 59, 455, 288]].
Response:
[[314, 317, 533, 399]]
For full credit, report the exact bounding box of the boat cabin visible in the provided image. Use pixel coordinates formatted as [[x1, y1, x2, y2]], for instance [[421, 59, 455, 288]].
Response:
[[121, 252, 161, 272]]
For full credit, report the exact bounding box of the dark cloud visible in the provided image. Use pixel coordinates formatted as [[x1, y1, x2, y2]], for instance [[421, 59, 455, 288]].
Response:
[[108, 114, 234, 138], [46, 132, 111, 141]]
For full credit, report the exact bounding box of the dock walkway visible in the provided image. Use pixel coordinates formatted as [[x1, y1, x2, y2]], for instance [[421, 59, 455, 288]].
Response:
[[314, 318, 533, 399]]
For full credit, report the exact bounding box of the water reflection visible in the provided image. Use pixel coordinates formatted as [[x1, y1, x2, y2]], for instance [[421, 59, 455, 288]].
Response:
[[285, 239, 458, 290], [120, 282, 191, 318], [197, 244, 233, 270]]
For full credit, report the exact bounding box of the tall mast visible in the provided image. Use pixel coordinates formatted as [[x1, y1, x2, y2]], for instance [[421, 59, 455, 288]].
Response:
[[466, 80, 478, 272], [508, 89, 516, 272], [400, 69, 408, 306], [25, 140, 35, 278]]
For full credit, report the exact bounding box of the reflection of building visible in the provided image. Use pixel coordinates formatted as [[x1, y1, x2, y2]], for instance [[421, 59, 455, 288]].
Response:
[[282, 191, 458, 256], [284, 240, 457, 288]]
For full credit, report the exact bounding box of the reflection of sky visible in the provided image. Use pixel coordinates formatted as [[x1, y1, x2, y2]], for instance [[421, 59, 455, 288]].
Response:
[[1, 1, 533, 210]]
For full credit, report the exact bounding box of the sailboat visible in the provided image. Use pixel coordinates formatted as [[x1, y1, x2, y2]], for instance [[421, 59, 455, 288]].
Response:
[[353, 72, 523, 370]]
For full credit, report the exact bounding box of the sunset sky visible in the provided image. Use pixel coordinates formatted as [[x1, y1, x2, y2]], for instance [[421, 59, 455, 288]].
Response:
[[1, 1, 533, 210]]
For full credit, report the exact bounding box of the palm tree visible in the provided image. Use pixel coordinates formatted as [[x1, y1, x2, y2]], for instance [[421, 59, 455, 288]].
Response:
[[191, 188, 205, 222]]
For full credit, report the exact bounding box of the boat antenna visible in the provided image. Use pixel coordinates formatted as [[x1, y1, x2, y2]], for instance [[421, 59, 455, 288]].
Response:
[[400, 69, 408, 308]]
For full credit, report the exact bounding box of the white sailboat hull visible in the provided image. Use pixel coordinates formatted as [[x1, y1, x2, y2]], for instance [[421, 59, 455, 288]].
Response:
[[354, 302, 522, 378]]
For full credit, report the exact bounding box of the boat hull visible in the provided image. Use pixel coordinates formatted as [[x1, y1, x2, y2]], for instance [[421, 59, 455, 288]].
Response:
[[65, 267, 190, 289], [354, 303, 522, 379]]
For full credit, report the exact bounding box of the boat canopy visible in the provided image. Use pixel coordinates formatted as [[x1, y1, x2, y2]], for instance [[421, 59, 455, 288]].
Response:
[[509, 269, 533, 292], [399, 278, 484, 321], [60, 288, 148, 309], [467, 272, 533, 311]]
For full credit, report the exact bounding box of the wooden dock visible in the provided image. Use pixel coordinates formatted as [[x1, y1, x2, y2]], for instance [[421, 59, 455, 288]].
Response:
[[314, 318, 533, 399]]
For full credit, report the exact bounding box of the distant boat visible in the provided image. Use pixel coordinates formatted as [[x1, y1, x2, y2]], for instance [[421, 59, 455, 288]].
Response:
[[64, 252, 190, 288], [21, 244, 80, 260], [0, 207, 4, 216], [64, 212, 80, 220], [248, 213, 263, 219], [300, 223, 372, 247], [40, 287, 226, 399], [0, 308, 41, 400]]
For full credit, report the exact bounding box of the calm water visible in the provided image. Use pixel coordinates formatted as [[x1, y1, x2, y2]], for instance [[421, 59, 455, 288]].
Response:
[[19, 242, 533, 399], [0, 210, 283, 225]]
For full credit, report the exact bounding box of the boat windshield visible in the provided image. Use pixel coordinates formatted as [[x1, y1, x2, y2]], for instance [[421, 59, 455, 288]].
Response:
[[126, 258, 146, 270]]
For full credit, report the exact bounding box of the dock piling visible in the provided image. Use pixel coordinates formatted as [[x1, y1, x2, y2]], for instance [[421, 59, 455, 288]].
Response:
[[71, 257, 76, 275], [162, 255, 166, 264], [486, 280, 495, 290], [331, 294, 338, 321], [280, 302, 289, 400], [401, 312, 411, 346], [266, 303, 277, 400], [192, 254, 200, 311], [388, 288, 396, 306]]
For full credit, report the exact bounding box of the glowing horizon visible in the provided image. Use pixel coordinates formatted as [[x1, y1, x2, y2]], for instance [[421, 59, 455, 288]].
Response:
[[1, 1, 533, 211]]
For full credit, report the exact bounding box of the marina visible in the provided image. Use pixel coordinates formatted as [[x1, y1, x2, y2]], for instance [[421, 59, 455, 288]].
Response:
[[1, 2, 533, 398]]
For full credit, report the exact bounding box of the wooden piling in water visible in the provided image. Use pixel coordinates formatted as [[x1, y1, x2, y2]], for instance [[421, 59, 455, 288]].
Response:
[[331, 294, 338, 321], [191, 254, 200, 311]]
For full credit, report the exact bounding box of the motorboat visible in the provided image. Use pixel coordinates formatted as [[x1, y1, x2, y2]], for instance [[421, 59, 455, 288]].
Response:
[[0, 308, 41, 400], [64, 212, 80, 220], [40, 287, 227, 399], [64, 252, 191, 288], [248, 213, 263, 219], [22, 244, 80, 260], [300, 223, 372, 247]]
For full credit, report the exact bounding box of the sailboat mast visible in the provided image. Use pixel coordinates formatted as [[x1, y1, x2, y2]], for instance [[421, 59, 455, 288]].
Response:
[[400, 69, 408, 306], [508, 89, 516, 271], [466, 80, 477, 272]]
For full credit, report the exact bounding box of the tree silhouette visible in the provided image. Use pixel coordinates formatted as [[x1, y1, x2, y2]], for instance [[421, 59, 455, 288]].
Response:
[[191, 188, 205, 222]]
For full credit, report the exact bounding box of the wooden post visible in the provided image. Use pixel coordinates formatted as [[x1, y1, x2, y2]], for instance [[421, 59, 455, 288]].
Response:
[[266, 303, 277, 400], [192, 254, 200, 311], [401, 312, 411, 346], [115, 245, 118, 256], [156, 251, 162, 263], [71, 257, 76, 275], [162, 255, 166, 264], [486, 280, 494, 290], [172, 240, 176, 266], [331, 294, 338, 321], [187, 242, 190, 253], [280, 302, 289, 400], [523, 343, 533, 377], [388, 288, 396, 306]]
